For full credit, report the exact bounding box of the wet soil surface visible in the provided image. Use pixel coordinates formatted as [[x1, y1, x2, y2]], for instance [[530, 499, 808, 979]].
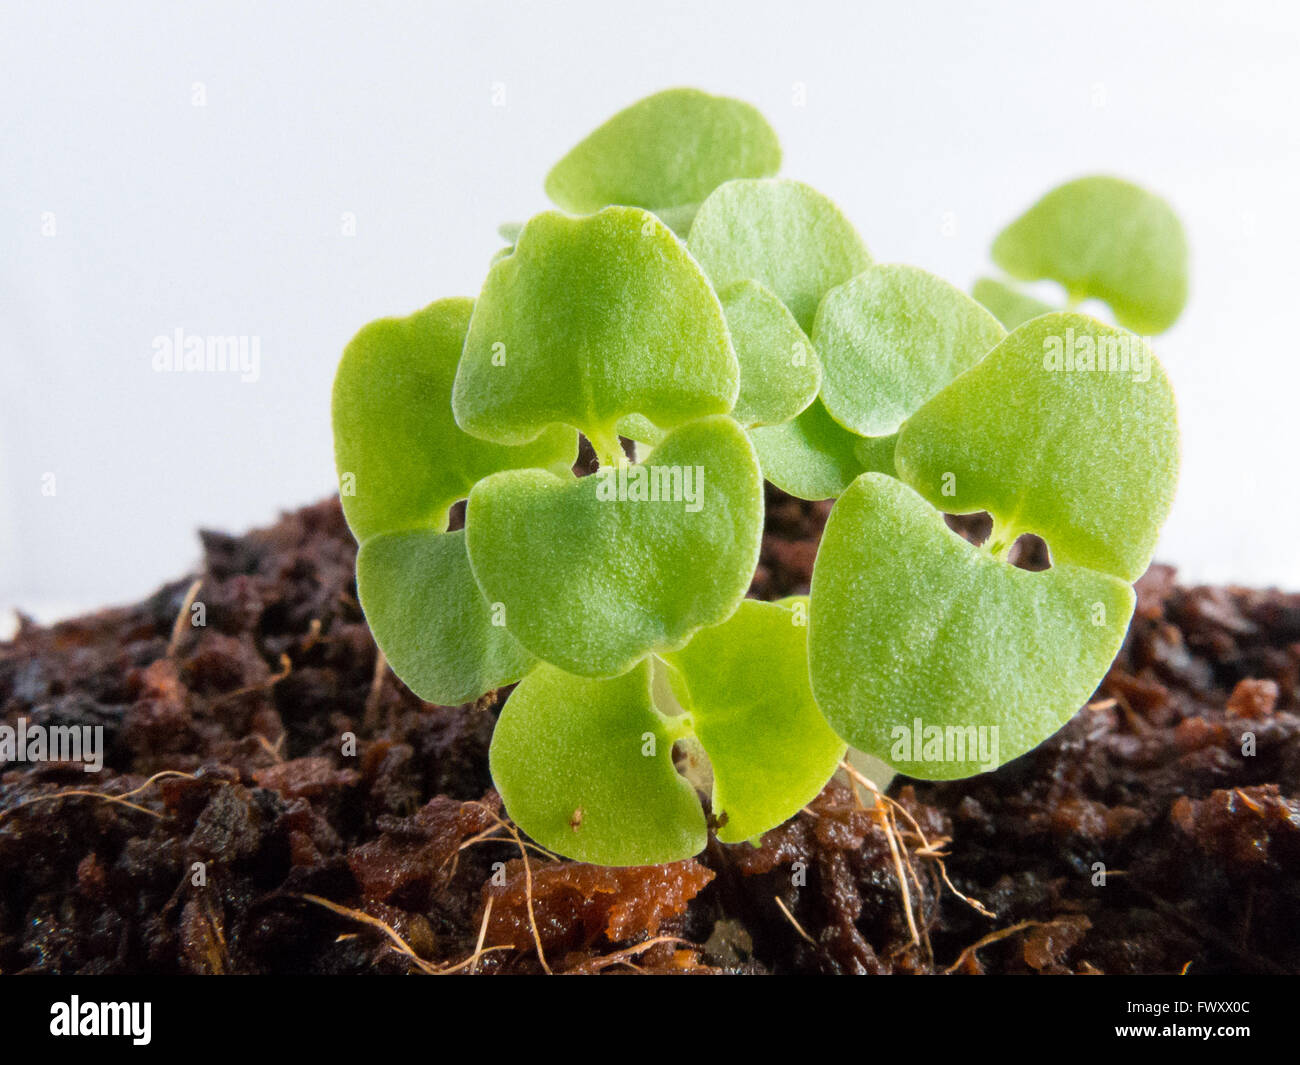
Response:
[[2, 489, 1297, 974]]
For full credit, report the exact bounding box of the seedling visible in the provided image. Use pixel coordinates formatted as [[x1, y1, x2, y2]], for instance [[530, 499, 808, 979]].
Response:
[[332, 88, 1184, 864]]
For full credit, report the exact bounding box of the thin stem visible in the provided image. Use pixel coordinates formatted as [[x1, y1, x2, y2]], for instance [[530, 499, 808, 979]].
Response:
[[588, 428, 625, 469], [661, 712, 695, 744], [985, 517, 1018, 561], [649, 657, 697, 743]]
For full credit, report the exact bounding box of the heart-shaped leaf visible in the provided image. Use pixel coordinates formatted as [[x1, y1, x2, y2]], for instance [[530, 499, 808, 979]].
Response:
[[749, 399, 882, 501], [661, 600, 845, 843], [895, 312, 1179, 582], [465, 416, 763, 677], [490, 660, 707, 865], [992, 176, 1189, 334], [332, 299, 577, 542], [544, 88, 781, 217], [453, 207, 739, 459], [972, 277, 1055, 330], [719, 280, 821, 427], [809, 473, 1135, 779], [357, 528, 534, 705], [653, 203, 699, 238], [854, 432, 899, 479], [615, 413, 666, 448], [689, 179, 871, 332], [815, 264, 1005, 437]]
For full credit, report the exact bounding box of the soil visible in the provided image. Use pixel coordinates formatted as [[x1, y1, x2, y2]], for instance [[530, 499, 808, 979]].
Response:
[[2, 486, 1298, 975]]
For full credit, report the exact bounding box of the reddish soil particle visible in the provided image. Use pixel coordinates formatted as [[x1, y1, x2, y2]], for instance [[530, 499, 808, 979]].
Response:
[[1171, 785, 1300, 868], [253, 757, 360, 801], [346, 795, 496, 908], [1022, 914, 1091, 973], [2, 493, 1299, 974], [1227, 677, 1279, 719], [482, 859, 715, 957]]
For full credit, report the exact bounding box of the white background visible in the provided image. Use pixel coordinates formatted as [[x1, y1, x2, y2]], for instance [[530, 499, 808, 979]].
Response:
[[2, 0, 1298, 629]]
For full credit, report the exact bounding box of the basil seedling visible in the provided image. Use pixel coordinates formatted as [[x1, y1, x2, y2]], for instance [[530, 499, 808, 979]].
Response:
[[333, 89, 1183, 864]]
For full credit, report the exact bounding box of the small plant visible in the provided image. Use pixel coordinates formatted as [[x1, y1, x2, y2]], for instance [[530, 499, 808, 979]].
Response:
[[332, 88, 1185, 865]]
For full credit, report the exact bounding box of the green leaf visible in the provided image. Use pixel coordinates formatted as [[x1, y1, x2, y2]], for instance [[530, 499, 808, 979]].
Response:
[[815, 264, 1005, 437], [490, 661, 707, 865], [689, 179, 871, 332], [615, 413, 666, 448], [895, 312, 1179, 582], [357, 528, 534, 705], [453, 207, 739, 456], [991, 176, 1189, 334], [661, 600, 845, 843], [719, 280, 821, 427], [809, 473, 1135, 780], [652, 203, 699, 238], [749, 399, 872, 501], [972, 277, 1055, 330], [544, 88, 780, 216], [466, 416, 764, 677], [854, 432, 899, 479], [331, 298, 577, 543]]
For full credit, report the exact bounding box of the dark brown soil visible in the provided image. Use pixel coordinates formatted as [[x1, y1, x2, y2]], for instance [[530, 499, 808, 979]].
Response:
[[2, 488, 1297, 974]]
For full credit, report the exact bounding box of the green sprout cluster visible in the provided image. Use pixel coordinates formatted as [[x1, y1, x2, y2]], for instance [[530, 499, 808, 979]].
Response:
[[332, 88, 1185, 866]]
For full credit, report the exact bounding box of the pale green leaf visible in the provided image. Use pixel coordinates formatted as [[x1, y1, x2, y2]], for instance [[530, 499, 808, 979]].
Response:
[[661, 600, 845, 843], [332, 298, 577, 542], [490, 661, 707, 865], [614, 413, 666, 448], [992, 176, 1189, 334], [749, 399, 873, 501], [653, 203, 699, 238], [815, 264, 1005, 437], [972, 277, 1055, 330], [895, 312, 1179, 582], [719, 280, 821, 427], [357, 528, 534, 705], [689, 178, 871, 332], [466, 416, 763, 677], [854, 432, 898, 479], [544, 88, 780, 216], [809, 474, 1135, 779], [453, 207, 738, 455]]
